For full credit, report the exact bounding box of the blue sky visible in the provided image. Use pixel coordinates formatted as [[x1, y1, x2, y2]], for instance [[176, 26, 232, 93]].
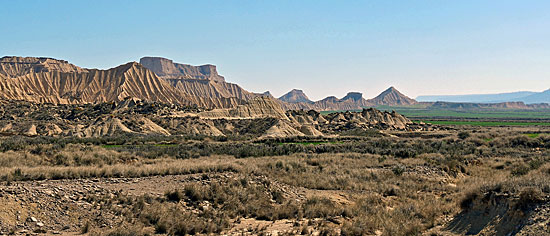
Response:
[[1, 0, 549, 100]]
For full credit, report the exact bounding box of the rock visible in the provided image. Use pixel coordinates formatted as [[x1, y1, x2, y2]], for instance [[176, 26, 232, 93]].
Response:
[[0, 57, 190, 105], [366, 86, 417, 106], [262, 121, 305, 138], [279, 89, 313, 103], [25, 124, 38, 136], [140, 57, 225, 82], [298, 125, 323, 136], [200, 97, 289, 120]]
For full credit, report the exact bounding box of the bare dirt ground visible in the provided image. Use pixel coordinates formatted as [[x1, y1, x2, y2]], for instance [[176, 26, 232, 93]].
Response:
[[0, 173, 345, 235]]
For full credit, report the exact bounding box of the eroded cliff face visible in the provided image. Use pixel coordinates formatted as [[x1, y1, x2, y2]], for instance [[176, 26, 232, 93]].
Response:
[[139, 57, 261, 108], [199, 97, 289, 120], [0, 97, 416, 138], [0, 56, 270, 109], [0, 56, 87, 77], [169, 79, 256, 101], [0, 56, 424, 111], [139, 57, 225, 82], [0, 59, 191, 105]]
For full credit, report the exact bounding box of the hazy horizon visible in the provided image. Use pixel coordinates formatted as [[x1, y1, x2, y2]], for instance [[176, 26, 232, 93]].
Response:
[[2, 0, 549, 100]]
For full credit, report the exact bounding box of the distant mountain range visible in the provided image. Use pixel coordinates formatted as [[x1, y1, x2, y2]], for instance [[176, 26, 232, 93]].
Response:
[[417, 90, 550, 104], [0, 56, 420, 111], [277, 87, 417, 111], [0, 55, 548, 111]]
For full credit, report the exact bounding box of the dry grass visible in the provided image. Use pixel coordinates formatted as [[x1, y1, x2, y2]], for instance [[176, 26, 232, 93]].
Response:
[[0, 156, 240, 181], [0, 127, 548, 235]]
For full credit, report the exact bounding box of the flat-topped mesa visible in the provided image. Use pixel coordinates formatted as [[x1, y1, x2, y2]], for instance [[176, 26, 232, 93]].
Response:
[[139, 56, 225, 82], [0, 56, 87, 77], [342, 92, 363, 101], [260, 91, 273, 98], [139, 56, 258, 106]]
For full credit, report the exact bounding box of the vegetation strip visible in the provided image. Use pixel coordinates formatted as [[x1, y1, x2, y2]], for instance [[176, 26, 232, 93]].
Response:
[[416, 120, 550, 126]]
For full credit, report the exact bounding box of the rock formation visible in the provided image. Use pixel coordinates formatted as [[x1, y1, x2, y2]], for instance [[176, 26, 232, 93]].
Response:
[[139, 57, 262, 108], [280, 92, 373, 111], [199, 97, 289, 120], [0, 56, 86, 77], [0, 57, 192, 105], [139, 57, 225, 82], [286, 108, 412, 133], [279, 89, 313, 103], [0, 56, 426, 112], [0, 96, 415, 138], [367, 86, 417, 106], [260, 91, 273, 98]]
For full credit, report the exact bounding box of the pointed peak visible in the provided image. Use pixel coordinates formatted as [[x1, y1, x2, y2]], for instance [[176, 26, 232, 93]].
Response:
[[384, 86, 398, 92], [369, 87, 417, 106], [115, 61, 143, 71]]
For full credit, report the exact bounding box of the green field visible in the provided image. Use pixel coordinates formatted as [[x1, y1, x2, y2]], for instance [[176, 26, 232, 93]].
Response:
[[524, 133, 542, 138], [414, 120, 550, 126], [320, 106, 550, 126], [321, 106, 550, 119], [375, 105, 550, 119]]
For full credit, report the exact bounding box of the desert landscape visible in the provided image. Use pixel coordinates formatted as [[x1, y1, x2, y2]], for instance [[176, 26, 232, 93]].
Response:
[[0, 56, 548, 236], [2, 1, 550, 235]]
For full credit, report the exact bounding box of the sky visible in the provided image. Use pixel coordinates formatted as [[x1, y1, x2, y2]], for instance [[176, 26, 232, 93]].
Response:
[[1, 0, 549, 100]]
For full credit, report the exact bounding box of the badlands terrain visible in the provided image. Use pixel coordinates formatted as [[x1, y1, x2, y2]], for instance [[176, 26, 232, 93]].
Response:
[[0, 56, 548, 235]]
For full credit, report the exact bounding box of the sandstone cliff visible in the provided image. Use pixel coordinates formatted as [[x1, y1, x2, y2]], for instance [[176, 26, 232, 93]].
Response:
[[0, 57, 192, 105], [140, 57, 259, 108], [0, 56, 87, 77], [199, 97, 288, 120], [139, 57, 225, 82]]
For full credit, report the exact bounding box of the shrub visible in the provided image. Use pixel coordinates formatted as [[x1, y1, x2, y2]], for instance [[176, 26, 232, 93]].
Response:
[[392, 165, 406, 176], [165, 190, 184, 202], [458, 131, 470, 140], [516, 188, 544, 210], [511, 163, 530, 176]]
